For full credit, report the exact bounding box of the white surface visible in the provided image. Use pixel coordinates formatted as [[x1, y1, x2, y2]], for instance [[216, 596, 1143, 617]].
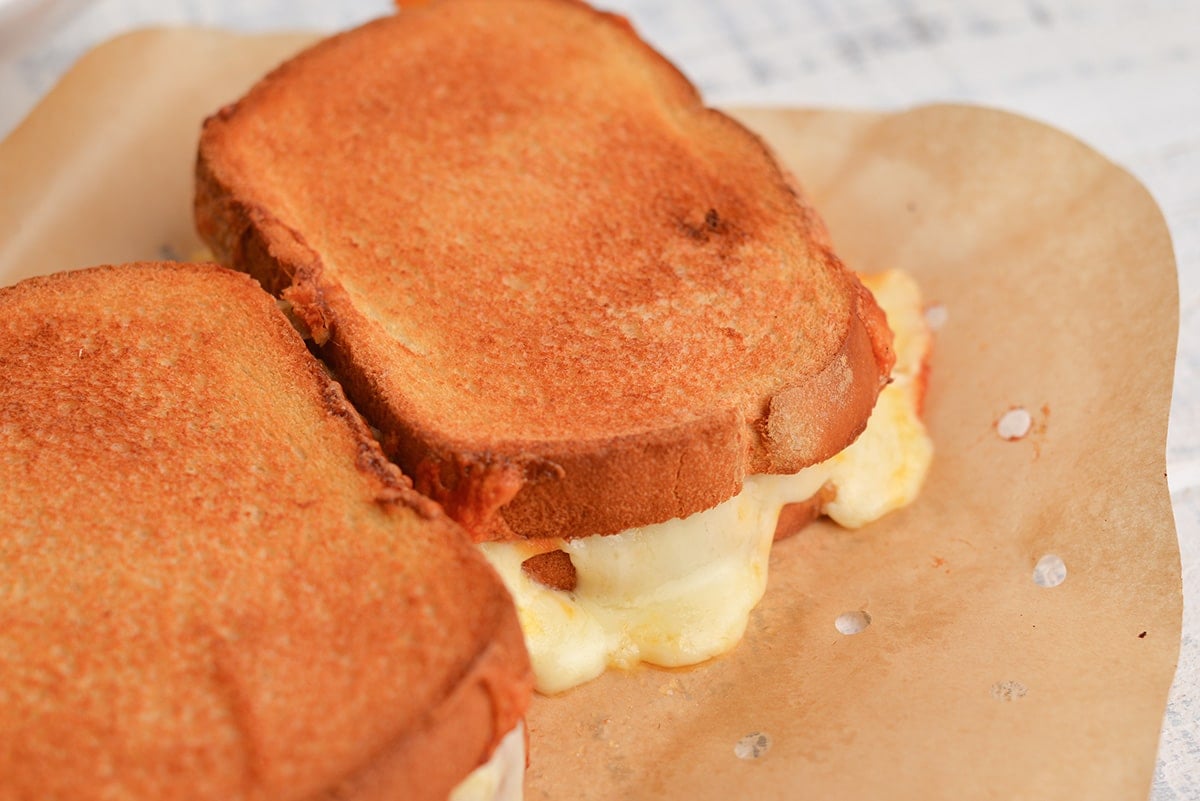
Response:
[[1, 0, 1196, 796], [0, 0, 89, 58]]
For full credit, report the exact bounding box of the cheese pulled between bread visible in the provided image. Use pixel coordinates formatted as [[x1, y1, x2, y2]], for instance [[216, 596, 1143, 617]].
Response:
[[481, 271, 932, 693]]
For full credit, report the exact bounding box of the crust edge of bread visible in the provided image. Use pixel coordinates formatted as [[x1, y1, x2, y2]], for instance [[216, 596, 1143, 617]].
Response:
[[325, 604, 531, 801]]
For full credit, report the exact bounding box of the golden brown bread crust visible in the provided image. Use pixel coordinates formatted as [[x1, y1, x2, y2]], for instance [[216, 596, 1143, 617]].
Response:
[[0, 263, 531, 800], [771, 325, 933, 541], [521, 549, 578, 593], [772, 482, 840, 541], [195, 0, 893, 541]]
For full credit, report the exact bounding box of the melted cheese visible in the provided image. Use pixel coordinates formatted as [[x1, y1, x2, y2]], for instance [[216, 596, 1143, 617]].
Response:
[[449, 723, 526, 801], [479, 270, 933, 694]]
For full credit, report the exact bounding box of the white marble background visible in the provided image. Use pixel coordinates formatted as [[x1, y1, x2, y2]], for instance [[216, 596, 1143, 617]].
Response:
[[2, 0, 1197, 797]]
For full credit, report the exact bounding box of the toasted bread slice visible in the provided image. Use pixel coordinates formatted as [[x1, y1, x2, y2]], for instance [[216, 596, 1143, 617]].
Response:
[[196, 0, 894, 542], [0, 263, 530, 800]]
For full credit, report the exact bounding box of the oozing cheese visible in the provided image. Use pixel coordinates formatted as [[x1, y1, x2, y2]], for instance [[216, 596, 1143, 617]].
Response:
[[449, 723, 526, 801], [479, 270, 933, 694]]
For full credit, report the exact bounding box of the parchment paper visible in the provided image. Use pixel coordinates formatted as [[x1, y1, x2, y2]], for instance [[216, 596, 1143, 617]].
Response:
[[0, 28, 1181, 801]]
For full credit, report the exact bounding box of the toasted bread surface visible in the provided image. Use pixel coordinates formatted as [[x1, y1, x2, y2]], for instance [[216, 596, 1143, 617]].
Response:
[[196, 0, 893, 541], [0, 263, 530, 800]]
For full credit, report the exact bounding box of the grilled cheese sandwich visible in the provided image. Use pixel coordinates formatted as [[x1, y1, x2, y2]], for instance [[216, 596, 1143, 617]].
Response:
[[194, 0, 934, 696]]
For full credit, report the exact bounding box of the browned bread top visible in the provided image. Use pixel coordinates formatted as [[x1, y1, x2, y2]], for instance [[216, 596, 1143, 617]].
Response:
[[196, 0, 894, 541], [0, 263, 530, 800]]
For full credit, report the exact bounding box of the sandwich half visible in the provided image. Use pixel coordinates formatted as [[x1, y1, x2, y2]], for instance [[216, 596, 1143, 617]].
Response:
[[195, 0, 933, 692], [0, 263, 531, 799]]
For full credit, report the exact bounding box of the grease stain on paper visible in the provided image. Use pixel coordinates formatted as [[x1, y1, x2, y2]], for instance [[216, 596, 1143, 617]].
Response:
[[734, 732, 772, 760], [835, 610, 872, 635], [1032, 554, 1067, 588]]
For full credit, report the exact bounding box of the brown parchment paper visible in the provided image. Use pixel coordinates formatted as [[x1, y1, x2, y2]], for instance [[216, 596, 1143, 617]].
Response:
[[0, 28, 1181, 801]]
